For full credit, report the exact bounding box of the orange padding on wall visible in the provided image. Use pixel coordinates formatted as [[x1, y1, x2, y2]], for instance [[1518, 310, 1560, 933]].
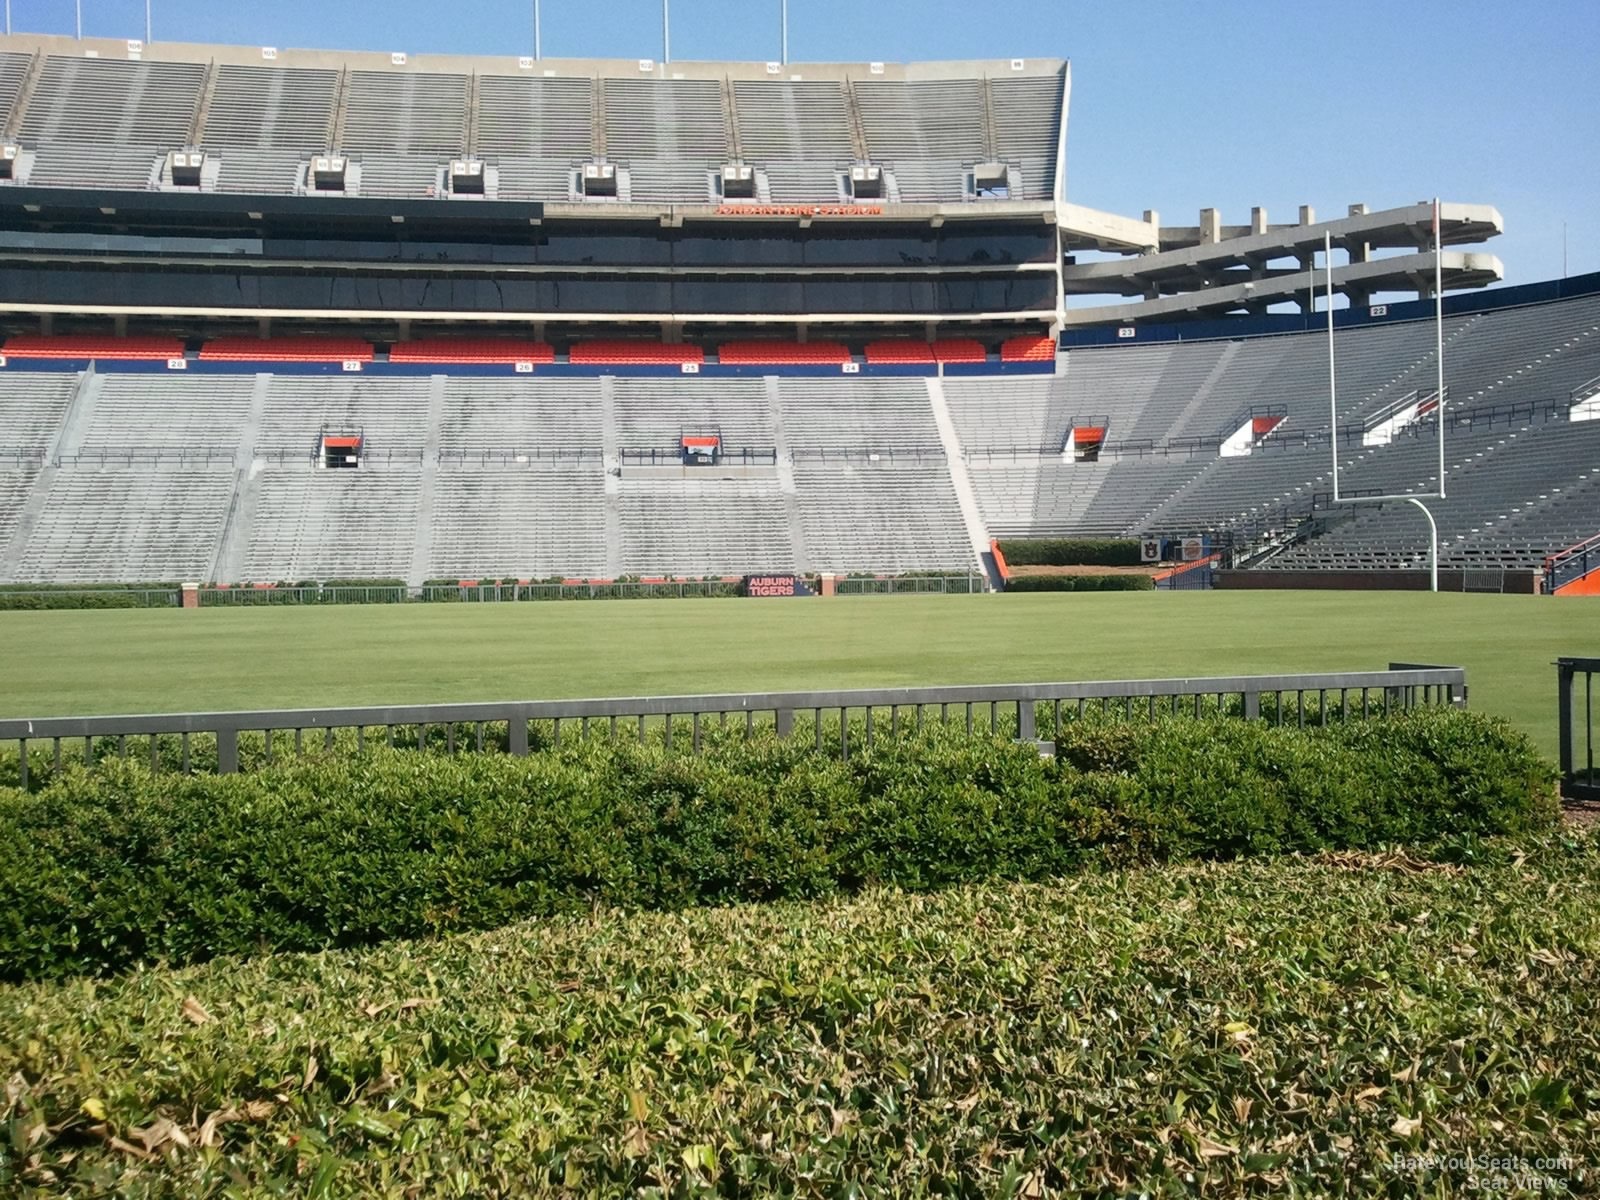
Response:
[[1556, 573, 1600, 595], [990, 539, 1011, 584]]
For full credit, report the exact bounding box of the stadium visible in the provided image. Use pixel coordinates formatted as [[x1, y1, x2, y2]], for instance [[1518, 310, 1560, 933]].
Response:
[[0, 4, 1598, 1193], [0, 30, 1593, 592]]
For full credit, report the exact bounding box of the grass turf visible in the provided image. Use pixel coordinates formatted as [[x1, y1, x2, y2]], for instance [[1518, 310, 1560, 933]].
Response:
[[3, 833, 1596, 1195], [1, 591, 1594, 758]]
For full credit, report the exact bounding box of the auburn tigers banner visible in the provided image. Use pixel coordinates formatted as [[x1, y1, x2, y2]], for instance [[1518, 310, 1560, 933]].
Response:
[[741, 574, 815, 598]]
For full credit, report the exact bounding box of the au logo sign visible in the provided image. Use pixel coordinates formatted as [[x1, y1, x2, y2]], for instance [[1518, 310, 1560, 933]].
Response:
[[742, 574, 815, 598]]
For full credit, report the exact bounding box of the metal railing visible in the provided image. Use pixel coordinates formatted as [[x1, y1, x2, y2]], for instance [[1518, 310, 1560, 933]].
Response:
[[619, 447, 777, 467], [201, 585, 409, 606], [1558, 658, 1598, 803], [436, 448, 602, 464], [834, 574, 985, 595], [419, 579, 743, 601], [1545, 534, 1600, 594], [0, 665, 1468, 784], [789, 447, 945, 464], [1153, 554, 1219, 590], [55, 447, 237, 466]]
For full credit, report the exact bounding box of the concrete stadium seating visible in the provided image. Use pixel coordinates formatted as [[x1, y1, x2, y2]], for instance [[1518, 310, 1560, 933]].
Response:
[[0, 289, 1597, 585], [428, 465, 608, 580], [0, 42, 1065, 206]]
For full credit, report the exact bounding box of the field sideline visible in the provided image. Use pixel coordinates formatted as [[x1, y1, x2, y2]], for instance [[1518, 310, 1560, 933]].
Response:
[[4, 591, 1594, 756]]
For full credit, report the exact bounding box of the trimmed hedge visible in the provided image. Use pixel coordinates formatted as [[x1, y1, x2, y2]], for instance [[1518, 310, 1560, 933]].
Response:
[[997, 538, 1143, 567], [1005, 573, 1155, 592], [0, 582, 181, 610], [0, 709, 1556, 980]]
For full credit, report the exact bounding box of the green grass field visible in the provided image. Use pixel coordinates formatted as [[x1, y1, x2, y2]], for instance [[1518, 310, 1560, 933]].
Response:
[[4, 591, 1595, 757]]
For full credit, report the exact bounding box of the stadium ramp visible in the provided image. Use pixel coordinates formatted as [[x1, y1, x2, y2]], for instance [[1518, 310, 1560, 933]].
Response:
[[926, 376, 997, 585]]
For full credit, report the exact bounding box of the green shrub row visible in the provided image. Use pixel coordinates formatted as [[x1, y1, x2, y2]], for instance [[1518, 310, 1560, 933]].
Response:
[[1005, 573, 1155, 592], [0, 590, 158, 610], [3, 829, 1594, 1195], [0, 709, 1556, 979], [0, 581, 181, 610], [996, 538, 1144, 567]]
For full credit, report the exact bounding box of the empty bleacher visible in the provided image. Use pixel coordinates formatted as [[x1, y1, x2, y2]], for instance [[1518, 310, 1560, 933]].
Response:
[[0, 41, 1067, 207], [569, 341, 704, 366], [72, 375, 253, 456], [200, 336, 375, 363], [619, 478, 794, 576], [719, 340, 851, 366], [0, 51, 30, 129], [1, 285, 1597, 586], [778, 378, 943, 453], [946, 376, 1073, 451], [2, 335, 185, 361], [428, 464, 608, 579], [257, 376, 430, 455], [342, 70, 471, 156], [243, 463, 420, 581], [614, 378, 774, 450], [854, 78, 987, 203], [390, 339, 555, 365], [732, 79, 853, 203], [793, 460, 972, 572], [202, 64, 338, 153], [0, 373, 78, 455], [989, 75, 1063, 200], [0, 466, 40, 555], [19, 55, 204, 146], [437, 379, 600, 453], [14, 465, 233, 582]]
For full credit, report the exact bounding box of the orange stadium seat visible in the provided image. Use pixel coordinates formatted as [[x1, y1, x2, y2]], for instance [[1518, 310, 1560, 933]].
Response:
[[1, 334, 185, 360], [568, 341, 705, 365], [199, 336, 376, 362], [1000, 334, 1057, 362], [931, 338, 988, 363], [717, 340, 852, 365], [863, 340, 937, 364], [389, 338, 556, 364]]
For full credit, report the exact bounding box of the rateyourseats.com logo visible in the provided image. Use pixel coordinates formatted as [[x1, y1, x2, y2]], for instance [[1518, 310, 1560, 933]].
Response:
[[1391, 1152, 1579, 1192]]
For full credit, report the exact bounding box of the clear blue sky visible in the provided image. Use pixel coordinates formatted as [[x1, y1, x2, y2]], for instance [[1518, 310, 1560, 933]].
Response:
[[7, 0, 1597, 286]]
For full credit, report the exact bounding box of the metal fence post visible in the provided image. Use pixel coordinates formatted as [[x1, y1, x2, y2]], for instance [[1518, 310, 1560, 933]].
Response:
[[1243, 690, 1260, 720], [1018, 701, 1035, 741], [217, 729, 238, 774], [776, 708, 794, 738], [1558, 659, 1574, 796], [509, 718, 529, 756]]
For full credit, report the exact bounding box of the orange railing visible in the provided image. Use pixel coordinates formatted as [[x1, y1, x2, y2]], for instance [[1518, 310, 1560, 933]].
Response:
[[1152, 553, 1220, 587], [990, 539, 1011, 586]]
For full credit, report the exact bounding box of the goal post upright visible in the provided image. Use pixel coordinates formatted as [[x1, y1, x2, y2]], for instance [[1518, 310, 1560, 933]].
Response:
[[1325, 212, 1448, 592]]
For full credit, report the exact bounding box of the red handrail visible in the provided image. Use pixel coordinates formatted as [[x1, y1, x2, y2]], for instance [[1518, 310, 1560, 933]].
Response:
[[1545, 531, 1600, 573]]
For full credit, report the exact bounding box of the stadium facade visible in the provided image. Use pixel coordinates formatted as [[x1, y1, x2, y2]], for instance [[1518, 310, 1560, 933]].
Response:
[[0, 33, 1595, 592]]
